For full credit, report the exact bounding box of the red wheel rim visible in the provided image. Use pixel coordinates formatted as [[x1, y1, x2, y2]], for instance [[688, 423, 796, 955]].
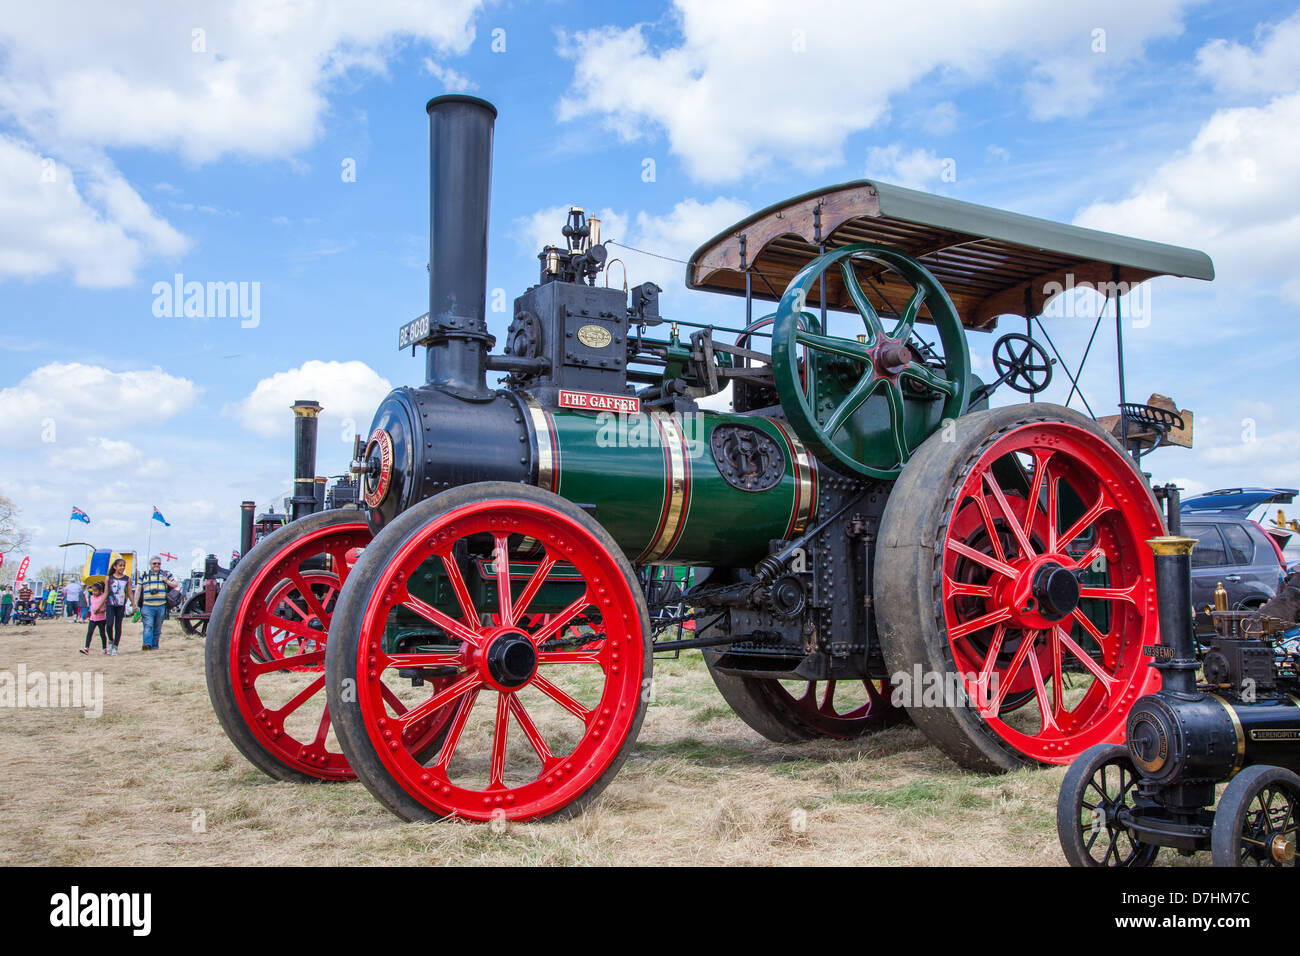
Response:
[[353, 499, 645, 821], [939, 422, 1163, 764], [771, 679, 906, 737], [228, 524, 454, 780]]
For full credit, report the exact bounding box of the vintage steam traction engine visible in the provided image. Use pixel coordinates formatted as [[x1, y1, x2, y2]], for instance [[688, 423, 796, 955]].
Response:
[[206, 94, 1216, 822], [1058, 537, 1300, 867]]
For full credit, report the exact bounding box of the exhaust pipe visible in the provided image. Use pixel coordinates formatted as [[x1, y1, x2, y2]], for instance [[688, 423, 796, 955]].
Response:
[[425, 94, 497, 399], [291, 400, 322, 521], [239, 500, 256, 558]]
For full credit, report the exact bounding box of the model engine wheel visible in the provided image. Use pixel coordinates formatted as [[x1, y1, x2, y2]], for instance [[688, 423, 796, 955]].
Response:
[[1056, 743, 1158, 867], [875, 403, 1165, 772], [325, 482, 652, 823], [1211, 764, 1300, 867], [206, 510, 458, 782], [703, 654, 906, 741]]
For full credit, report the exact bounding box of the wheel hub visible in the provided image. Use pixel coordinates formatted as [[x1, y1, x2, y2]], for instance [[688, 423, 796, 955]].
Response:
[[484, 631, 537, 688], [1032, 563, 1080, 620], [1271, 832, 1296, 864], [998, 554, 1082, 629]]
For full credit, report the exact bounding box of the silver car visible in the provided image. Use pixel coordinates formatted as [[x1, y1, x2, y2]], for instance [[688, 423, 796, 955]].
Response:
[[1180, 488, 1293, 637]]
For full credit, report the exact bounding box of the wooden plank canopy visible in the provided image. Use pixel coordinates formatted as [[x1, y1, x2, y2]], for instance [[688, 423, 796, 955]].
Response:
[[685, 180, 1215, 330]]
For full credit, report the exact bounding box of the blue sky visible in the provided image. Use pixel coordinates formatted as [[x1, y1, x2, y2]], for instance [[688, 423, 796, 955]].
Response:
[[3, 0, 1300, 577]]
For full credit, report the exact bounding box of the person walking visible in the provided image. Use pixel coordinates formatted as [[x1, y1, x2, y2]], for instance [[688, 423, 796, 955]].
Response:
[[81, 582, 108, 655], [78, 582, 90, 622], [135, 556, 177, 651], [64, 578, 83, 621], [104, 558, 134, 655], [0, 585, 11, 625]]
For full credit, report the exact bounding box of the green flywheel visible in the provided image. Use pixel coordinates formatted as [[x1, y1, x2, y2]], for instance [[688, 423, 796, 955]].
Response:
[[770, 242, 970, 479]]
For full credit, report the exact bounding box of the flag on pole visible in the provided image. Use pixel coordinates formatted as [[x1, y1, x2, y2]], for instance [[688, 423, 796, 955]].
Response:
[[70, 507, 90, 524], [160, 551, 177, 562], [231, 550, 240, 562], [152, 507, 171, 527], [15, 556, 29, 582]]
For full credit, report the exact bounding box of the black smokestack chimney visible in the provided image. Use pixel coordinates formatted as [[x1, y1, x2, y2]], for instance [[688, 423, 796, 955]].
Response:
[[291, 400, 322, 521], [425, 94, 497, 399], [239, 500, 256, 559], [1147, 536, 1200, 696]]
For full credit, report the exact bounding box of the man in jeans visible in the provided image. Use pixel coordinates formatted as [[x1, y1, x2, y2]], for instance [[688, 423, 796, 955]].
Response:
[[135, 556, 178, 651]]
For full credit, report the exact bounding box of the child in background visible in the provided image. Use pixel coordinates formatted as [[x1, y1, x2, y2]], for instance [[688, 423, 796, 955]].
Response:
[[81, 582, 108, 655]]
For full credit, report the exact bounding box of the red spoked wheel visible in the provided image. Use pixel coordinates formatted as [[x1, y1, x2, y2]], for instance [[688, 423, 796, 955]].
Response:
[[254, 571, 338, 671], [326, 482, 651, 823], [875, 403, 1165, 773], [206, 510, 458, 782], [768, 679, 906, 737], [703, 647, 908, 742]]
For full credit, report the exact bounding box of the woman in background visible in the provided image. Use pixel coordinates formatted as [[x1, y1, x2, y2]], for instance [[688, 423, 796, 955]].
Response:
[[104, 558, 134, 655]]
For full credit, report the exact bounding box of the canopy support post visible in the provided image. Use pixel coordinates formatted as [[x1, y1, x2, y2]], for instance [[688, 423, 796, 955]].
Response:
[[1024, 287, 1035, 404], [1113, 265, 1130, 459]]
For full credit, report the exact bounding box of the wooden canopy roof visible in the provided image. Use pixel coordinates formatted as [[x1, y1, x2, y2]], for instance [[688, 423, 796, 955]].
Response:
[[685, 180, 1214, 330]]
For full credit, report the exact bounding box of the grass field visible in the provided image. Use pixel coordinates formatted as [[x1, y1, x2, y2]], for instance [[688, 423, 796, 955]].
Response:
[[0, 616, 1212, 866]]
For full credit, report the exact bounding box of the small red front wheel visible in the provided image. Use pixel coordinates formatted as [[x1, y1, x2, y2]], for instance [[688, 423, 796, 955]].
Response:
[[326, 482, 652, 822]]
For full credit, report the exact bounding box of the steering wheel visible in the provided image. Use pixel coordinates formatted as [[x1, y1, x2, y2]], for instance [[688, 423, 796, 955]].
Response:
[[771, 243, 970, 479], [991, 333, 1053, 395]]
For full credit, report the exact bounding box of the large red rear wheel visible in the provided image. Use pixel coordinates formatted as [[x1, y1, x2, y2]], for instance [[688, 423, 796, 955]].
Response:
[[326, 482, 651, 822], [875, 403, 1164, 772], [703, 652, 907, 742], [206, 510, 456, 782]]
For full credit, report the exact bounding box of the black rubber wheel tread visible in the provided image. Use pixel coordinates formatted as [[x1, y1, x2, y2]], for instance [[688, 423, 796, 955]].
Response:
[[1056, 743, 1158, 867], [700, 647, 820, 743], [325, 481, 653, 823], [205, 508, 369, 784], [1211, 764, 1300, 867], [874, 402, 1163, 773]]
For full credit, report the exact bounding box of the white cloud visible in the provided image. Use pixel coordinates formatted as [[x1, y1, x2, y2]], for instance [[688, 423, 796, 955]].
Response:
[[1075, 90, 1300, 302], [0, 136, 188, 286], [0, 2, 485, 286], [423, 57, 478, 92], [913, 101, 959, 137], [230, 360, 392, 440], [557, 0, 1191, 183], [0, 363, 199, 443], [47, 437, 144, 473], [1195, 11, 1300, 97], [0, 1, 484, 164], [865, 144, 950, 189]]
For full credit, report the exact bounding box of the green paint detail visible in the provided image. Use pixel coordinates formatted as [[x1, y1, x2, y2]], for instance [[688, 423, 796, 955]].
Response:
[[548, 408, 810, 567], [772, 243, 969, 479]]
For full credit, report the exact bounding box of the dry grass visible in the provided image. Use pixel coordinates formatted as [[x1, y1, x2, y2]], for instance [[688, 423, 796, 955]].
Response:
[[0, 617, 1210, 866]]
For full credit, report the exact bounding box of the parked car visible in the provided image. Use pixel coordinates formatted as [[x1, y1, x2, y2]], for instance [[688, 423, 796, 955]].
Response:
[[1181, 488, 1294, 637]]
